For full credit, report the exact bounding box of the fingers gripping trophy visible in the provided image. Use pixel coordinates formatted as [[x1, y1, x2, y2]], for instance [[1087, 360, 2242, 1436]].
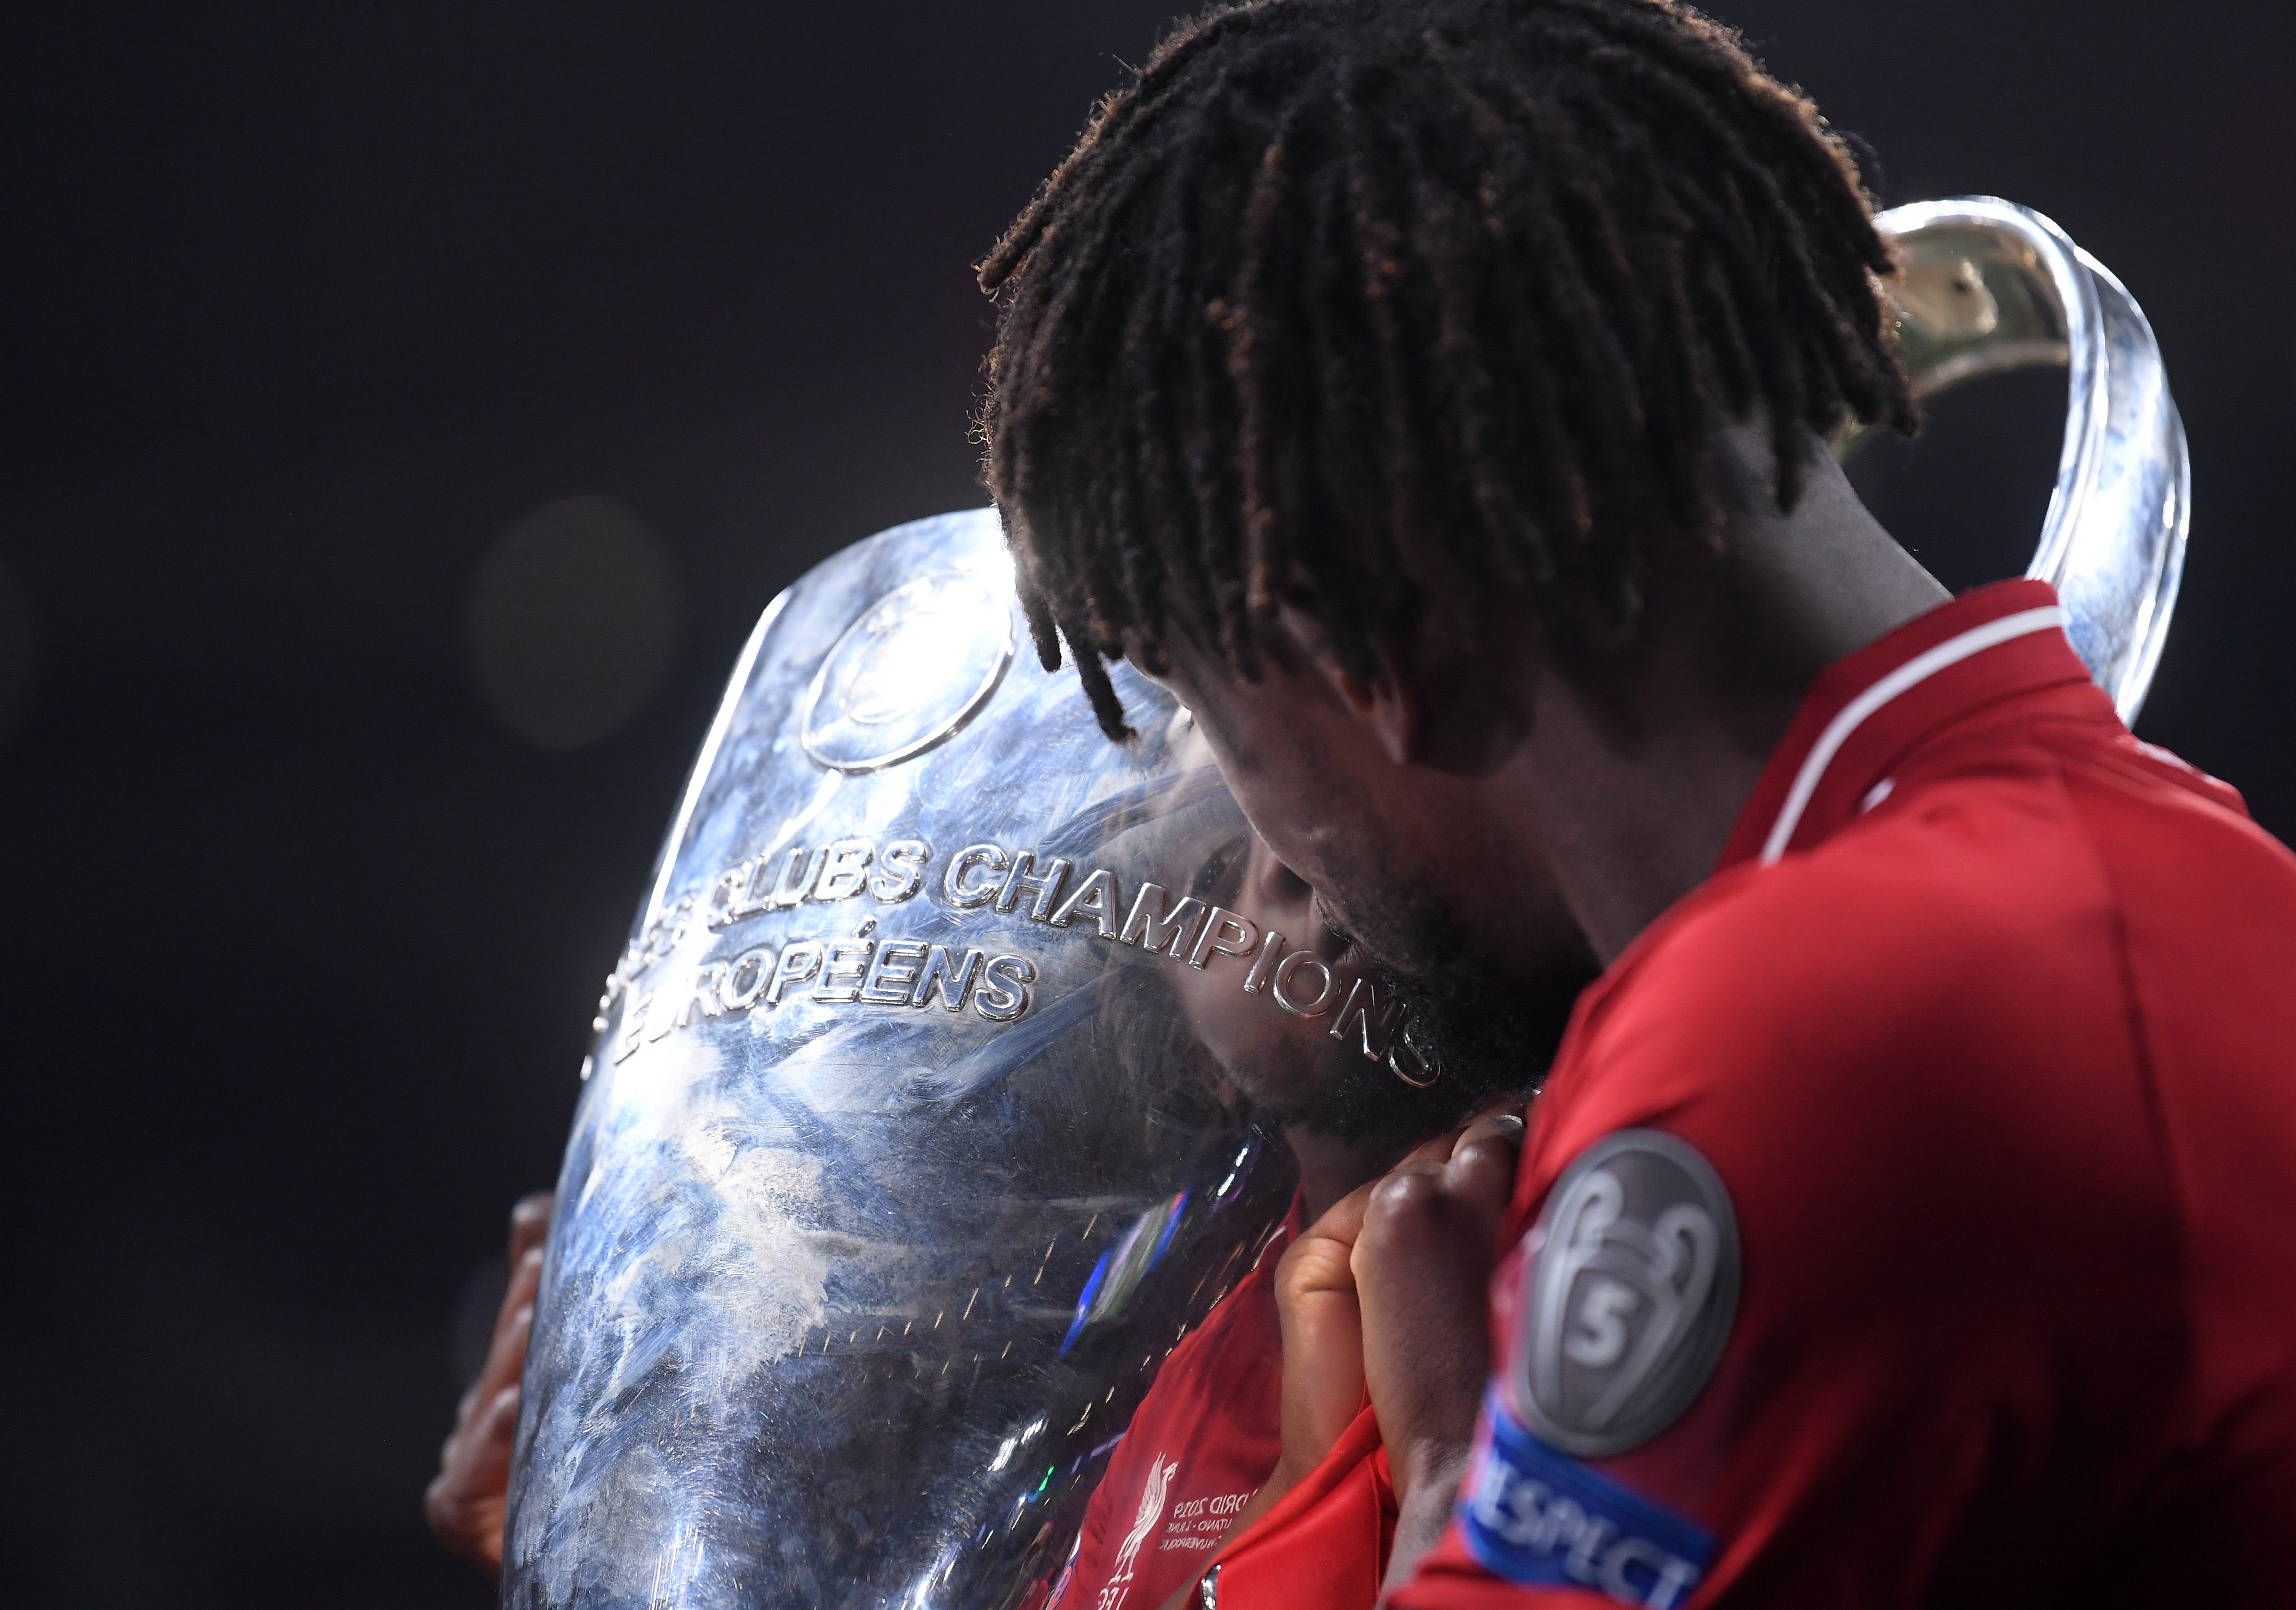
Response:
[[493, 197, 2187, 1609]]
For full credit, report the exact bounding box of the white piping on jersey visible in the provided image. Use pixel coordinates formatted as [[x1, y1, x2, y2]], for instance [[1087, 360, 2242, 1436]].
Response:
[[1759, 605, 2069, 866]]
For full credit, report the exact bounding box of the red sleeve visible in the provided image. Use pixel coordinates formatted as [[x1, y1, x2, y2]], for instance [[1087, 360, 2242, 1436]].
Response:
[[1392, 850, 2179, 1607], [1210, 1406, 1393, 1610]]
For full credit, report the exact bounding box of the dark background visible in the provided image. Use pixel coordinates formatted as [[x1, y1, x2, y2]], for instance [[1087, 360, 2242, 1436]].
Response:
[[1, 2, 2286, 1604]]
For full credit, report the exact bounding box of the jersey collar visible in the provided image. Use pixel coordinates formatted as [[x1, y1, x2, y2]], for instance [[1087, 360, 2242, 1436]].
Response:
[[1715, 579, 2097, 872]]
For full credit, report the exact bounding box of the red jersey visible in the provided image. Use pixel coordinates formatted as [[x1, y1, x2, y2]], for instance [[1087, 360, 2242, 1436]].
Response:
[[1207, 582, 2296, 1609], [1050, 1202, 1299, 1610], [1385, 580, 2296, 1607]]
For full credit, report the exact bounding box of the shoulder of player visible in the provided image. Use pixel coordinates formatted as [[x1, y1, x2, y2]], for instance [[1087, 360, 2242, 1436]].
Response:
[[1577, 805, 2132, 1109], [1520, 807, 2174, 1299], [2043, 722, 2296, 900]]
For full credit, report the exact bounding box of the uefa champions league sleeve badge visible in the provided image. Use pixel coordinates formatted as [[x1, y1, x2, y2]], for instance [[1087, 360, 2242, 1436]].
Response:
[[1459, 1130, 1735, 1604], [1508, 1129, 1740, 1458]]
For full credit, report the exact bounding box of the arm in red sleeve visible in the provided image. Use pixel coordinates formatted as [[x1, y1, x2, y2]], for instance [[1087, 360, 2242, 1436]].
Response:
[[1394, 844, 2183, 1608]]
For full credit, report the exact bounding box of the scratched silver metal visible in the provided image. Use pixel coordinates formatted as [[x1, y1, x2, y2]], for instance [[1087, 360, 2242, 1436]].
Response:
[[502, 509, 1360, 1610], [502, 199, 2188, 1610], [1860, 197, 2189, 722]]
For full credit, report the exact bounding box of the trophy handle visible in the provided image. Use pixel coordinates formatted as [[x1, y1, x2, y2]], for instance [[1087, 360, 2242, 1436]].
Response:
[[1855, 197, 2190, 723]]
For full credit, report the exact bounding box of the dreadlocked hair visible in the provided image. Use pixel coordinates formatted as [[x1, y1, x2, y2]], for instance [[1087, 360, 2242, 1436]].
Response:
[[978, 0, 1917, 740]]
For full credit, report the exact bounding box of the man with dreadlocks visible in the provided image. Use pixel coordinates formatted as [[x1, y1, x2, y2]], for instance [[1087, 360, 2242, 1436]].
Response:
[[978, 0, 2296, 1607]]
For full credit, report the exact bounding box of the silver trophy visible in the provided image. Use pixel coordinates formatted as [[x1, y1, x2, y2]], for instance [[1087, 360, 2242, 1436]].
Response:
[[1854, 197, 2189, 720], [502, 508, 1436, 1610], [502, 198, 2188, 1608]]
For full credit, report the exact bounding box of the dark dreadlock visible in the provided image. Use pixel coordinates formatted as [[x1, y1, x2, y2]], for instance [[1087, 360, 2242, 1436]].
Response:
[[978, 0, 1917, 740]]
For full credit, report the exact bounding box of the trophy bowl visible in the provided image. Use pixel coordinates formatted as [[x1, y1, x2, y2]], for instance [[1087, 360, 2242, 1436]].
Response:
[[503, 509, 1430, 1610]]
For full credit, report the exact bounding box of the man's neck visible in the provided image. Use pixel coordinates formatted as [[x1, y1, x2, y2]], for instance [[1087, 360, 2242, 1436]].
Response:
[[1514, 426, 1947, 964]]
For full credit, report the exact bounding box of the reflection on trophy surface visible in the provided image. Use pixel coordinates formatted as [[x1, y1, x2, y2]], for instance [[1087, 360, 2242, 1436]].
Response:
[[501, 509, 1489, 1610], [502, 196, 2187, 1609]]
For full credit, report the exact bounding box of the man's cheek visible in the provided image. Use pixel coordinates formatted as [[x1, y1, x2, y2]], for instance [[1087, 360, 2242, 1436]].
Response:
[[1218, 776, 1329, 894]]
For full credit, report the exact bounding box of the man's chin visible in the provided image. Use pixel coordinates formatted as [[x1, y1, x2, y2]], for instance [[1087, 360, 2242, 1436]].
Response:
[[1313, 862, 1598, 1110], [1247, 947, 1593, 1146], [1381, 937, 1599, 1106]]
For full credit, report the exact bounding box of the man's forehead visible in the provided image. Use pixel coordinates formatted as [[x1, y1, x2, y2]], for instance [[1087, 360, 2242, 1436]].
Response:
[[1152, 664, 1269, 777]]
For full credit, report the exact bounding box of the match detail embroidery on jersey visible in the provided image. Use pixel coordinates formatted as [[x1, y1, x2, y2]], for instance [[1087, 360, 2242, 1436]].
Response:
[[1760, 604, 2070, 864], [1460, 1391, 1712, 1609]]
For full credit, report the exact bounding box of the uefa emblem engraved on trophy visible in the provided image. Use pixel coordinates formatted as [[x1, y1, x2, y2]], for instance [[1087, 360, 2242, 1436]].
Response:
[[1509, 1128, 1740, 1458], [801, 569, 1016, 772]]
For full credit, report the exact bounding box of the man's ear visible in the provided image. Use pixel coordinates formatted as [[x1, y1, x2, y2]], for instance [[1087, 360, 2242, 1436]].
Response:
[[1272, 599, 1422, 767]]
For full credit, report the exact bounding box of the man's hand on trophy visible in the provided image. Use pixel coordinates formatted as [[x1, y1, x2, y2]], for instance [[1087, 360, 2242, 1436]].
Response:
[[1276, 1111, 1525, 1478], [1354, 1110, 1524, 1592], [426, 1190, 553, 1571], [1269, 1179, 1373, 1484], [1194, 1110, 1525, 1585]]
